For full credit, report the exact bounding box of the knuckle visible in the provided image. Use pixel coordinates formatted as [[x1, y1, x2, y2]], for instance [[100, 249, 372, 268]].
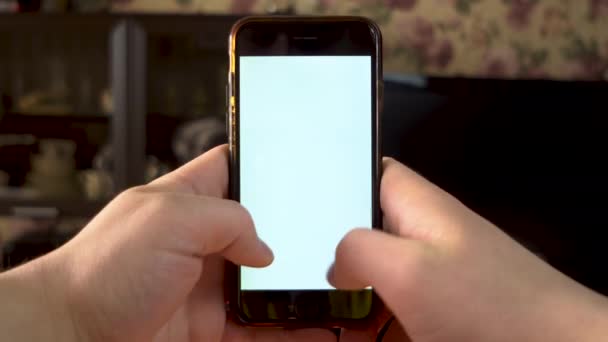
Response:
[[144, 192, 176, 213], [117, 190, 178, 223], [114, 185, 147, 204], [335, 228, 368, 261], [226, 199, 255, 227]]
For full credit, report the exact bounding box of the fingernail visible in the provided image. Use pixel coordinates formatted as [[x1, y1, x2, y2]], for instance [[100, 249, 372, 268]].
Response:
[[326, 263, 336, 284]]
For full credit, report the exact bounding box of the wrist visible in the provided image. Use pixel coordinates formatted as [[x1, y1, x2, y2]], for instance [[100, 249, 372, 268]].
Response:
[[542, 282, 608, 342], [0, 254, 81, 342], [577, 291, 608, 342]]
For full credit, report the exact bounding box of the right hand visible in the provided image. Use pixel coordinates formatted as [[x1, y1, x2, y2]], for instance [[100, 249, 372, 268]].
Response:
[[331, 158, 608, 342]]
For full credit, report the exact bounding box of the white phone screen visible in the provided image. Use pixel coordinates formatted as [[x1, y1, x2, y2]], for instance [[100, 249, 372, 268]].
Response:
[[239, 56, 372, 290]]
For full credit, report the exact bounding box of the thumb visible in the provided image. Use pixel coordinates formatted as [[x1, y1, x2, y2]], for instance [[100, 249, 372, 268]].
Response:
[[328, 229, 433, 315]]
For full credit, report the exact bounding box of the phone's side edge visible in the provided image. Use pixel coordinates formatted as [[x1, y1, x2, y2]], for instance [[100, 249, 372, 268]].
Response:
[[369, 16, 386, 328], [226, 16, 385, 328]]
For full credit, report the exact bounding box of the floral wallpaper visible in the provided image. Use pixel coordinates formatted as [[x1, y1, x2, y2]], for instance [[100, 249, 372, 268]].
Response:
[[111, 0, 608, 81]]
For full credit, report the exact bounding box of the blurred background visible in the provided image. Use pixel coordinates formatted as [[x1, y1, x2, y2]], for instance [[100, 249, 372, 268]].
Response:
[[1, 0, 607, 296]]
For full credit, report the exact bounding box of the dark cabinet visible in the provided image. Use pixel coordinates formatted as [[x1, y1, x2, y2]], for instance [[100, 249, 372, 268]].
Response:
[[0, 13, 239, 268]]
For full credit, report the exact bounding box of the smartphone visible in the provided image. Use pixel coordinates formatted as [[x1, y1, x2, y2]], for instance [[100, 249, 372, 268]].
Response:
[[227, 16, 382, 327]]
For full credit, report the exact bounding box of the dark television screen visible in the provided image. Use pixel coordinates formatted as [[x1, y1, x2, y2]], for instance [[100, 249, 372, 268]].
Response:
[[382, 77, 608, 294]]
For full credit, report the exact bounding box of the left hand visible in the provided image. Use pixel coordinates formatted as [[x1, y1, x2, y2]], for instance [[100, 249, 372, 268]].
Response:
[[0, 146, 336, 342]]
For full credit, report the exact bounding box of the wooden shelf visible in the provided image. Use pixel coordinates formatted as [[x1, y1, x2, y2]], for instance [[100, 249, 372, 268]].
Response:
[[1, 112, 110, 122], [0, 197, 108, 218], [0, 13, 240, 32], [0, 12, 116, 31]]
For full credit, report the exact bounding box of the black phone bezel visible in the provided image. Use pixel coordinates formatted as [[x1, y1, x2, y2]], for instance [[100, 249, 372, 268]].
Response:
[[227, 16, 383, 328]]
